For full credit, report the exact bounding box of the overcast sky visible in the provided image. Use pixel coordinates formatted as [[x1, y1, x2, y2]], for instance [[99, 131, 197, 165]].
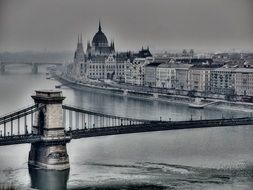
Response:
[[0, 0, 252, 52]]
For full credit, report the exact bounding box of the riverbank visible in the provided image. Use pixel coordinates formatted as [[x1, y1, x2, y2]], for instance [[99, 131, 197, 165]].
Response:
[[53, 72, 253, 112]]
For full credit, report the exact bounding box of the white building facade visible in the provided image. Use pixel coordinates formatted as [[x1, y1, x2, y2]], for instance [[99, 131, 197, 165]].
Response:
[[144, 62, 162, 87], [210, 68, 236, 95], [188, 67, 211, 92], [156, 63, 176, 89], [175, 64, 192, 90], [125, 57, 154, 85], [234, 68, 253, 96], [68, 21, 153, 83]]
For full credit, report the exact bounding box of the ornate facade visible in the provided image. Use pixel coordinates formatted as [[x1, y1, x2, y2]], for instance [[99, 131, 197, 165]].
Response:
[[86, 20, 115, 57], [70, 21, 132, 81], [68, 21, 152, 82]]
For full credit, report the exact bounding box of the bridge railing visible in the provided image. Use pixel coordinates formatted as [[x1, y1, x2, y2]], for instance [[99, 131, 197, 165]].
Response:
[[62, 104, 154, 131], [0, 104, 44, 138], [0, 104, 36, 123]]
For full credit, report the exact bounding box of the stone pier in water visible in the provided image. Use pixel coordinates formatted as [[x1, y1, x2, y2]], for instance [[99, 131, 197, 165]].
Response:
[[28, 90, 70, 170]]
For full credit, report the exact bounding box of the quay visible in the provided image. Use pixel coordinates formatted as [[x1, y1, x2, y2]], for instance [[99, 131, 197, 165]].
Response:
[[53, 72, 253, 112]]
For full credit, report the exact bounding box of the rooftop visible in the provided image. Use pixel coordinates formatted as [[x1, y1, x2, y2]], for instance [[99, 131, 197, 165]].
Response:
[[191, 64, 222, 69], [146, 62, 163, 67], [175, 58, 213, 64], [234, 68, 253, 73], [158, 63, 193, 69], [213, 67, 237, 72]]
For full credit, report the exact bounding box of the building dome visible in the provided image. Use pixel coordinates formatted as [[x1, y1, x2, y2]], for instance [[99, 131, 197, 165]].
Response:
[[92, 31, 108, 45], [87, 20, 115, 57], [92, 21, 108, 46]]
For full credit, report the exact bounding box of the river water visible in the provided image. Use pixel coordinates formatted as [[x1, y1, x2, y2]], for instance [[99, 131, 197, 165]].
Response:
[[0, 67, 252, 189]]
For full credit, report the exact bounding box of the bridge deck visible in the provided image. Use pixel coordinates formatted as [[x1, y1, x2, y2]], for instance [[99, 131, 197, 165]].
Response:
[[0, 102, 252, 146], [0, 134, 71, 146], [0, 117, 252, 146], [68, 117, 253, 139]]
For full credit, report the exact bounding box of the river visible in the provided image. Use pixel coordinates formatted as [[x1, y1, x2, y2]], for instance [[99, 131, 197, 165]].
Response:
[[0, 66, 252, 189]]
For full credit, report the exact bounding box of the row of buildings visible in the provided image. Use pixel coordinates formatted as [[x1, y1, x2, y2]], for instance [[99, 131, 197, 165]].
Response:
[[142, 62, 253, 97], [64, 21, 253, 98]]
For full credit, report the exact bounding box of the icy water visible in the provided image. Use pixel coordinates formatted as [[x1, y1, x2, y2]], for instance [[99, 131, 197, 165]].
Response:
[[0, 66, 252, 190]]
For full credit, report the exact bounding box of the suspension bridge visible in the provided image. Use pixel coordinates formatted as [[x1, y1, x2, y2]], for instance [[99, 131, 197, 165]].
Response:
[[0, 90, 252, 170]]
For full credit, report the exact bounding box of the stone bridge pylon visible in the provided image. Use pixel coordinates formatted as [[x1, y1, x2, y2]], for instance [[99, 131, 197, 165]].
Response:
[[28, 90, 71, 170]]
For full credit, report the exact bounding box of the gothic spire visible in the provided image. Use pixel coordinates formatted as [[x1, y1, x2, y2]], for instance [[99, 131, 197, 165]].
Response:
[[98, 19, 102, 32], [87, 40, 91, 48]]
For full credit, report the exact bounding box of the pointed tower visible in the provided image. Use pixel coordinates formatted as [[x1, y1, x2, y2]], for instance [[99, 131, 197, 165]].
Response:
[[89, 19, 114, 56], [111, 40, 115, 53], [86, 40, 91, 58], [98, 19, 102, 32], [87, 40, 91, 49], [74, 33, 85, 63]]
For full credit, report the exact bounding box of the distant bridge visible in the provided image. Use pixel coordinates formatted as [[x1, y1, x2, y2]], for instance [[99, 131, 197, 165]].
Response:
[[0, 61, 63, 73], [0, 90, 252, 170]]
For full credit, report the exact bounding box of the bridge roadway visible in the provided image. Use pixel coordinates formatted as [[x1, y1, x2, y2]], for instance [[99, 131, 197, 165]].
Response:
[[0, 117, 252, 146], [0, 62, 63, 66], [0, 61, 62, 73]]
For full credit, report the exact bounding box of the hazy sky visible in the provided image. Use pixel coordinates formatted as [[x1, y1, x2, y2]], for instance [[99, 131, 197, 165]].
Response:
[[0, 0, 252, 52]]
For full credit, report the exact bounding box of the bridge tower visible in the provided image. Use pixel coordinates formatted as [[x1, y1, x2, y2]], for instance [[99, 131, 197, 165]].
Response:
[[28, 90, 70, 170]]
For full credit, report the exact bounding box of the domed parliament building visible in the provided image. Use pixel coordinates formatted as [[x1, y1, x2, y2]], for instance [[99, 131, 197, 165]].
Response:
[[86, 20, 115, 57], [66, 21, 153, 82]]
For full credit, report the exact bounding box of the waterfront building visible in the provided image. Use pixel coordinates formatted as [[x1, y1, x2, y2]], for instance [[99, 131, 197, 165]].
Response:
[[144, 62, 163, 87], [188, 66, 211, 92], [234, 68, 253, 96], [86, 53, 131, 81], [70, 21, 153, 82], [85, 21, 129, 81], [156, 63, 177, 89], [86, 20, 115, 57], [70, 21, 132, 82], [175, 64, 193, 90], [210, 68, 236, 95], [125, 56, 153, 86]]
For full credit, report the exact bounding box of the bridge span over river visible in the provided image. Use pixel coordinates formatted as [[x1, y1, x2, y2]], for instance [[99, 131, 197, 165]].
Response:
[[0, 61, 62, 73], [0, 90, 252, 170]]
